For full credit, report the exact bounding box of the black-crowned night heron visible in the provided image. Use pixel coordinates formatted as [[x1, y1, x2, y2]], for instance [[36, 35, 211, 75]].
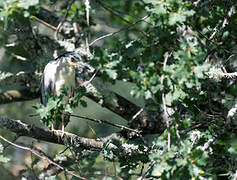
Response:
[[40, 52, 92, 134]]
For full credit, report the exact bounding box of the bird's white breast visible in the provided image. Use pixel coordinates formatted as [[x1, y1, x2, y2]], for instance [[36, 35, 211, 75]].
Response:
[[44, 60, 76, 95]]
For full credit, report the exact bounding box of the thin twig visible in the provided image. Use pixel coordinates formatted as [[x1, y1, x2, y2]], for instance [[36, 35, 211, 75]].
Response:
[[71, 114, 141, 135], [0, 135, 87, 180], [85, 0, 91, 55], [32, 16, 57, 31], [182, 122, 208, 134], [3, 134, 20, 150], [79, 70, 98, 87], [93, 0, 149, 36], [160, 52, 172, 151], [141, 161, 155, 180], [175, 124, 184, 146], [54, 0, 75, 40], [30, 142, 38, 179], [89, 15, 149, 46], [209, 6, 235, 41], [132, 108, 144, 121], [87, 122, 98, 137], [221, 6, 235, 29]]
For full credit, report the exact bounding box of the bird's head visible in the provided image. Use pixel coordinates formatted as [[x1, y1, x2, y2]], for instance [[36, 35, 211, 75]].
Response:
[[58, 52, 93, 72]]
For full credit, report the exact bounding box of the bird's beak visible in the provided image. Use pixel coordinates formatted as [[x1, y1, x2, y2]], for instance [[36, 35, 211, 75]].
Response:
[[77, 61, 94, 72]]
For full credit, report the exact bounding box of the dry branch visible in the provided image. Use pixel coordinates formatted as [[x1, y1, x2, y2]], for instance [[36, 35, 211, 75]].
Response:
[[55, 0, 75, 40], [0, 89, 39, 104], [89, 15, 149, 46], [71, 114, 141, 134], [0, 116, 116, 151]]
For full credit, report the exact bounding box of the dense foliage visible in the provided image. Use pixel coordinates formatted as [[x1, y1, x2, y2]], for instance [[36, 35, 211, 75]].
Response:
[[0, 0, 236, 179]]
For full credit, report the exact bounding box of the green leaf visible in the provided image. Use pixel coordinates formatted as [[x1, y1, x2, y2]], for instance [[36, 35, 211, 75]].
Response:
[[47, 99, 58, 110], [80, 100, 87, 107], [71, 3, 77, 12], [105, 69, 117, 79], [169, 13, 186, 25], [0, 144, 9, 163], [228, 147, 237, 156], [0, 155, 9, 163], [151, 84, 162, 94], [144, 90, 152, 99], [65, 104, 73, 114]]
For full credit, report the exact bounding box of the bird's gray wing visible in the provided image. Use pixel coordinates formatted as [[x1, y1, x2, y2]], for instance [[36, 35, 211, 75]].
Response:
[[75, 68, 79, 87], [40, 74, 54, 106]]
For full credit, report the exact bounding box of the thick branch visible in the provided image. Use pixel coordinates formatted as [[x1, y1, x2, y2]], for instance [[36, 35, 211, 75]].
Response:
[[0, 116, 116, 151], [86, 86, 141, 121], [0, 72, 40, 104], [0, 116, 152, 160], [85, 80, 166, 134], [0, 72, 39, 87], [0, 89, 39, 104]]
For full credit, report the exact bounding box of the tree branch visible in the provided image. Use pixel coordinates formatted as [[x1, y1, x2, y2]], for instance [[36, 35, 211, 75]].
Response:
[[0, 115, 155, 161], [0, 116, 117, 151], [89, 15, 149, 46], [0, 89, 39, 104], [32, 16, 57, 31], [160, 52, 172, 151], [0, 72, 40, 104], [55, 0, 75, 40], [71, 114, 141, 134]]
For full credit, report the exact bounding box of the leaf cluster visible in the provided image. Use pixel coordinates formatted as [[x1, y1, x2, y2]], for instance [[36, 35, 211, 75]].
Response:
[[33, 85, 87, 128]]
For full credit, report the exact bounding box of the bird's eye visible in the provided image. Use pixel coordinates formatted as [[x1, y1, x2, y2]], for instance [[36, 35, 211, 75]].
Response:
[[70, 57, 76, 62]]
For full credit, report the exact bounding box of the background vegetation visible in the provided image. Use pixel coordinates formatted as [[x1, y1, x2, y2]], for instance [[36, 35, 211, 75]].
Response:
[[0, 0, 236, 179]]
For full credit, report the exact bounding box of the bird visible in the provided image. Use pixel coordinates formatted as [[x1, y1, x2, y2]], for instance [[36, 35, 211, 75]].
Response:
[[40, 52, 92, 135]]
